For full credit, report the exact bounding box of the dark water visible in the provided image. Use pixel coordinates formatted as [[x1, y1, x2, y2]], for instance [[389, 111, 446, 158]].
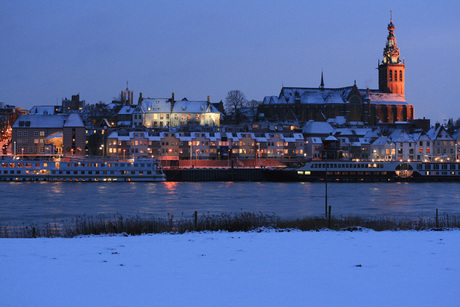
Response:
[[0, 181, 459, 225]]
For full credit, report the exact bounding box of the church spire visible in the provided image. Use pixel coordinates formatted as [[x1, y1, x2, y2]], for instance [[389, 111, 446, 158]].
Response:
[[378, 12, 406, 97], [319, 71, 324, 90], [382, 11, 401, 64]]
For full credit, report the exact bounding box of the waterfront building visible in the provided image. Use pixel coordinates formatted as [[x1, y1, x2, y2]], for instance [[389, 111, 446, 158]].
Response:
[[411, 131, 432, 161], [454, 131, 460, 161], [12, 113, 85, 156], [390, 130, 416, 161], [134, 94, 221, 128], [369, 136, 394, 161], [258, 17, 414, 125], [116, 105, 135, 127], [427, 125, 455, 161], [304, 137, 323, 160]]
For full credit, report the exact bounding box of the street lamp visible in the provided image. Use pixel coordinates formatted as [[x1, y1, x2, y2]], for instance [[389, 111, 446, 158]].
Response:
[[257, 142, 261, 168], [190, 142, 193, 168], [123, 149, 126, 161]]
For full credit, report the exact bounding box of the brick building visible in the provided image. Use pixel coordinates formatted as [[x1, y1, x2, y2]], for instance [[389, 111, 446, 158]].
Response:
[[258, 17, 414, 125]]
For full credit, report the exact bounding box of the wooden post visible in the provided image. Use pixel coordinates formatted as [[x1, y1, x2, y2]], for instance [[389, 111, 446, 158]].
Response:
[[194, 211, 198, 231], [436, 209, 439, 228], [328, 206, 331, 228]]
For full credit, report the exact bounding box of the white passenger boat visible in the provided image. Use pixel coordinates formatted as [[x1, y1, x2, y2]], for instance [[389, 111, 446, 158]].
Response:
[[266, 160, 460, 182], [0, 156, 166, 182]]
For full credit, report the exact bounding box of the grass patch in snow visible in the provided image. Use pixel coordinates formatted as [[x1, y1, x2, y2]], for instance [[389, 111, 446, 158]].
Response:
[[1, 212, 459, 238]]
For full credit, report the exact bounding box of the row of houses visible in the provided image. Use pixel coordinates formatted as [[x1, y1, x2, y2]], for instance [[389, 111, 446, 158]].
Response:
[[105, 123, 460, 162], [8, 106, 460, 163]]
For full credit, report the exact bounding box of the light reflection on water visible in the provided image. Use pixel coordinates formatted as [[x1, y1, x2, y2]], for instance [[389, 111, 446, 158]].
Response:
[[0, 181, 459, 225]]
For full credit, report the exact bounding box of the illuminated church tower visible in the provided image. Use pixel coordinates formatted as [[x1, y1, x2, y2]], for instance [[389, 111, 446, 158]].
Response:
[[378, 13, 405, 97]]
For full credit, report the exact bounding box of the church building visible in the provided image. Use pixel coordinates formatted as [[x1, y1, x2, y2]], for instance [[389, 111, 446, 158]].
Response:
[[258, 17, 414, 125]]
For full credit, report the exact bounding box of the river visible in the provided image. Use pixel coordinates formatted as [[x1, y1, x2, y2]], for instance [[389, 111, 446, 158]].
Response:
[[0, 181, 459, 225]]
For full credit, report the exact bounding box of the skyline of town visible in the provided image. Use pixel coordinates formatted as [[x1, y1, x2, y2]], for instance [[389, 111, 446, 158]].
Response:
[[1, 1, 459, 124]]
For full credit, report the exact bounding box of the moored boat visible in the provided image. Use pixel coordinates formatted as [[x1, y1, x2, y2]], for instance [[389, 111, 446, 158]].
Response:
[[0, 156, 166, 182], [264, 161, 460, 182]]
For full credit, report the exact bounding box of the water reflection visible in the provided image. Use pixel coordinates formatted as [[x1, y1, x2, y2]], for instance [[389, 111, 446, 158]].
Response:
[[0, 182, 459, 225]]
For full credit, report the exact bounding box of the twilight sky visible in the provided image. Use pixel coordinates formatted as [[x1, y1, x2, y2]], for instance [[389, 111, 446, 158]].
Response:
[[0, 0, 459, 123]]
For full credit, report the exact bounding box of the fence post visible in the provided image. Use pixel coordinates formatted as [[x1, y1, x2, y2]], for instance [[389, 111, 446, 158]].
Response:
[[328, 206, 332, 229], [194, 211, 198, 231], [436, 209, 439, 228]]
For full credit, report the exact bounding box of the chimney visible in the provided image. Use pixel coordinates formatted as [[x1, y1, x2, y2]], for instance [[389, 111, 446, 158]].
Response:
[[207, 96, 210, 103], [172, 92, 175, 102], [138, 92, 143, 104]]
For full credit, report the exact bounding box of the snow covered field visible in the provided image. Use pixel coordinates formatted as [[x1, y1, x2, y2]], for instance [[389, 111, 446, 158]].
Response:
[[1, 230, 459, 307]]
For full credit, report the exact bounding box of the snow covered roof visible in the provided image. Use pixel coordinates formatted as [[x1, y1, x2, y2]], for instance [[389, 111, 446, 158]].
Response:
[[367, 93, 407, 105], [13, 114, 66, 129], [278, 87, 354, 104], [138, 99, 172, 113], [427, 126, 453, 140], [324, 135, 338, 141], [118, 106, 135, 115], [63, 114, 84, 127], [390, 130, 415, 143], [371, 136, 392, 146], [302, 121, 334, 135], [172, 100, 218, 114]]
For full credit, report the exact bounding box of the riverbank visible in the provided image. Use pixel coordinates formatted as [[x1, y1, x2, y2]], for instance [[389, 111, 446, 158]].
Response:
[[1, 230, 459, 306], [2, 212, 459, 238]]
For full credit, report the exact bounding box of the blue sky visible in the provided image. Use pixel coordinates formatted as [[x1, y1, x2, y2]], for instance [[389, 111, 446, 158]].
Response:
[[1, 0, 459, 123]]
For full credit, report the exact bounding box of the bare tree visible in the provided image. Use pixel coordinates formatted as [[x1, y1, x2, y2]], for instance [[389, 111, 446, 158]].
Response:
[[247, 99, 261, 121], [225, 90, 246, 124]]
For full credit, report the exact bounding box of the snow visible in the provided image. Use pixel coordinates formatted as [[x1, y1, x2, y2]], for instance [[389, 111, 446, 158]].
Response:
[[1, 230, 459, 306], [63, 114, 85, 127]]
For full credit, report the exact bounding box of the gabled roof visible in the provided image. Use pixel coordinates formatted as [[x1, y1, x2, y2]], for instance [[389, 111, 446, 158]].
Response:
[[427, 126, 453, 140], [390, 130, 415, 142], [371, 136, 392, 146], [63, 114, 85, 127]]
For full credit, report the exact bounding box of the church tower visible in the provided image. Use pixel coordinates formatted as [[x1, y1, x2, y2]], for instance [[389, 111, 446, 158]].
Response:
[[378, 13, 405, 97]]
